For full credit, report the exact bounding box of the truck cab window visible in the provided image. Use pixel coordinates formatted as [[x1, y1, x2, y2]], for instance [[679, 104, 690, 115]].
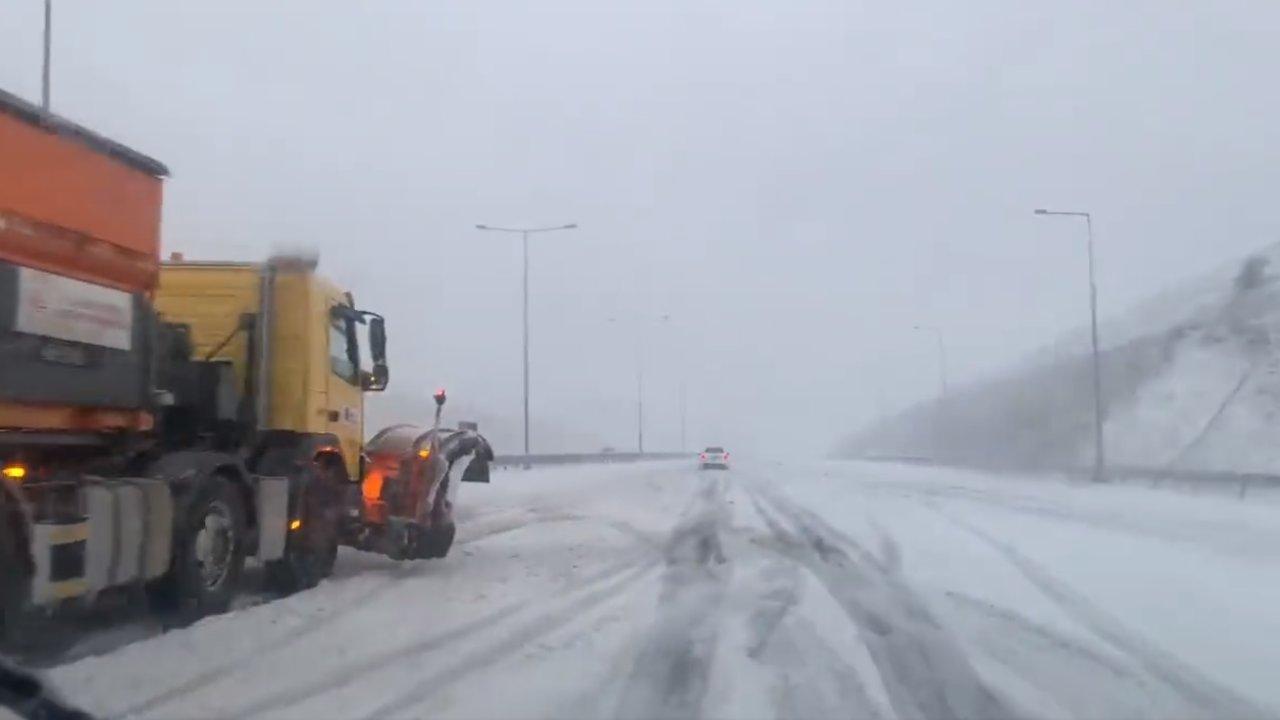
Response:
[[328, 315, 358, 385]]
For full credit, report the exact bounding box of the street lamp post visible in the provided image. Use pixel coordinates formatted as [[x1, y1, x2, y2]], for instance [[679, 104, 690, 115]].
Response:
[[654, 314, 686, 453], [679, 380, 687, 453], [605, 317, 644, 453], [1035, 208, 1106, 482], [476, 223, 578, 459], [41, 0, 52, 112], [607, 314, 675, 454], [913, 325, 948, 459]]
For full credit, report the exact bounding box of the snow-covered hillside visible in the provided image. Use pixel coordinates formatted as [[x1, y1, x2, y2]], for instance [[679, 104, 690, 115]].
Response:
[[845, 244, 1280, 473]]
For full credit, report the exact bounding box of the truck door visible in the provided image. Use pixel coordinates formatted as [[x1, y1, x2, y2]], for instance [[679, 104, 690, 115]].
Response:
[[325, 303, 364, 480]]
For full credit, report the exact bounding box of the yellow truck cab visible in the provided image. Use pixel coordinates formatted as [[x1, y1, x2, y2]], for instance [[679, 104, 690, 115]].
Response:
[[154, 257, 380, 482]]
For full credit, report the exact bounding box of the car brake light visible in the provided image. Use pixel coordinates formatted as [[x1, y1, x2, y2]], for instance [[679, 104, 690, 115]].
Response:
[[700, 453, 707, 460], [723, 452, 729, 459]]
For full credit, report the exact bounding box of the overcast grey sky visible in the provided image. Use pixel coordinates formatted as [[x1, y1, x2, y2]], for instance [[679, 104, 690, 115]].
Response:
[[2, 0, 1277, 454]]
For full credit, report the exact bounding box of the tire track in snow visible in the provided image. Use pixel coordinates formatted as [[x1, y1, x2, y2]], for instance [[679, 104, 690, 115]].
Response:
[[117, 509, 635, 719], [358, 559, 658, 720], [739, 557, 889, 720], [743, 560, 800, 660], [747, 485, 1022, 720], [223, 554, 653, 719], [765, 611, 889, 720], [942, 590, 1137, 680], [613, 476, 731, 720], [939, 510, 1276, 719]]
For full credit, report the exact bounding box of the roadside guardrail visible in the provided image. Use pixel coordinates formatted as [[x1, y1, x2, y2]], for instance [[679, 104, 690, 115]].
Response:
[[493, 452, 690, 468], [857, 455, 1280, 499]]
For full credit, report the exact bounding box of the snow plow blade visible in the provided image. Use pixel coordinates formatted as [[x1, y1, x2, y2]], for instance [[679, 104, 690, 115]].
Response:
[[343, 423, 494, 560]]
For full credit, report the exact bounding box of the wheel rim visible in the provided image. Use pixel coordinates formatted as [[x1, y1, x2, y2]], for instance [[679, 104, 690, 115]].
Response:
[[193, 500, 235, 590]]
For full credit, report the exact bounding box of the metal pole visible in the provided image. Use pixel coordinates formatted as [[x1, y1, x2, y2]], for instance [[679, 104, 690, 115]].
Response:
[[679, 381, 686, 453], [521, 230, 530, 458], [476, 223, 576, 464], [637, 363, 644, 454], [1034, 208, 1106, 481], [934, 329, 948, 460], [637, 319, 645, 454], [41, 0, 52, 112], [1085, 215, 1106, 482], [914, 325, 947, 459], [933, 330, 948, 398]]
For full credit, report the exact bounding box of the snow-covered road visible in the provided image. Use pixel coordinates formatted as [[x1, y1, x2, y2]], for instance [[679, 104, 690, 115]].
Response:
[[45, 461, 1280, 719]]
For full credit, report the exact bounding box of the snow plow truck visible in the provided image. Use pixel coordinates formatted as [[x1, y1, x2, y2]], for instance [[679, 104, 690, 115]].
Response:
[[0, 87, 492, 640]]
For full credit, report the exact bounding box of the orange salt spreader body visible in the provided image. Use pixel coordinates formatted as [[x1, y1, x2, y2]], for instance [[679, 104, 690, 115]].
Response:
[[0, 87, 167, 433], [0, 88, 164, 295]]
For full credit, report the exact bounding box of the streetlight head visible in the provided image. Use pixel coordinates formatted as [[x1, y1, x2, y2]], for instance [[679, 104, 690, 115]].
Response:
[[475, 224, 489, 229], [563, 224, 578, 230], [1034, 209, 1049, 215]]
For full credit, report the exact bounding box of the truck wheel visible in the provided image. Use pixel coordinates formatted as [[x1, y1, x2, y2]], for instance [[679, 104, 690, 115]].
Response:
[[0, 529, 30, 647], [149, 474, 247, 617], [425, 522, 456, 559], [265, 461, 341, 594], [419, 477, 456, 559]]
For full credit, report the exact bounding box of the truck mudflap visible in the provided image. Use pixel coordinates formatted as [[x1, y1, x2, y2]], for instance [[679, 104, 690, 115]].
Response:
[[30, 477, 173, 605]]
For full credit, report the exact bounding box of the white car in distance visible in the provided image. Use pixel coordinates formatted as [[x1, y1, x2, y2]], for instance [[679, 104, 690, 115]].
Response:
[[699, 446, 730, 470]]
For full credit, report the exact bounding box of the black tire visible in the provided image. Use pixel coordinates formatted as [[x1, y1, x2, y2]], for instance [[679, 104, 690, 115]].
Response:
[[148, 474, 247, 617], [418, 474, 456, 559], [0, 524, 30, 647], [264, 461, 342, 594], [423, 522, 456, 559]]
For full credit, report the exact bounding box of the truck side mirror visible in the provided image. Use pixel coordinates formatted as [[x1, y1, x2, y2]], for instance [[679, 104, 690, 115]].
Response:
[[369, 315, 387, 361], [363, 315, 389, 392], [361, 366, 389, 392]]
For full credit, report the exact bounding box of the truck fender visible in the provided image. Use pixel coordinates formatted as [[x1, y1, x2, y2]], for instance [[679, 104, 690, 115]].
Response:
[[146, 451, 256, 535], [252, 431, 350, 487]]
